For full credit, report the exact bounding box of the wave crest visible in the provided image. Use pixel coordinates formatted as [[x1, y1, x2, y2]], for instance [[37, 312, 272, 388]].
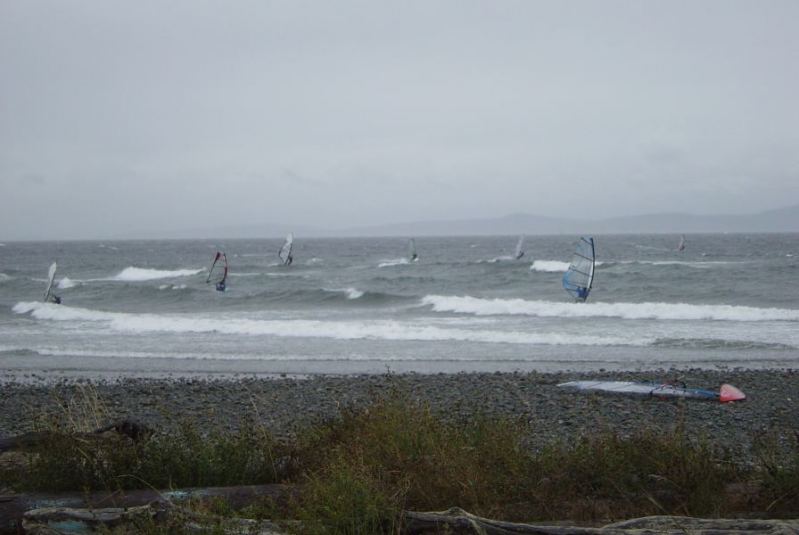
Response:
[[378, 258, 409, 268], [420, 295, 799, 322], [58, 277, 78, 289], [11, 301, 647, 346], [111, 267, 204, 282], [530, 260, 570, 272]]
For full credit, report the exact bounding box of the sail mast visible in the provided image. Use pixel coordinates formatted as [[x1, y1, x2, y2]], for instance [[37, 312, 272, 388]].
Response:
[[43, 262, 57, 302], [514, 235, 525, 260], [279, 233, 294, 265], [562, 237, 595, 302]]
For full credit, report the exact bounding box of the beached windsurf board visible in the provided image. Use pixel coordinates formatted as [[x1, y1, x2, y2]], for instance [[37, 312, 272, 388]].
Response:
[[558, 380, 746, 403]]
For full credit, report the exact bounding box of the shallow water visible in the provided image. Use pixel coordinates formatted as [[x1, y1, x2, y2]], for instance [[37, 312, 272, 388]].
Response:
[[1, 234, 798, 376]]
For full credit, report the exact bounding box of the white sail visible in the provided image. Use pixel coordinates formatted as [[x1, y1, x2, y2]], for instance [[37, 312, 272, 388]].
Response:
[[562, 237, 595, 302], [279, 233, 294, 265], [206, 252, 228, 288], [408, 238, 418, 262], [43, 262, 57, 302], [514, 235, 525, 260]]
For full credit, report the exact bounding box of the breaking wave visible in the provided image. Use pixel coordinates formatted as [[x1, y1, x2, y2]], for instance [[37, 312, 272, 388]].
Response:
[[325, 287, 365, 300], [11, 302, 649, 347], [58, 277, 78, 289], [530, 260, 570, 272], [378, 258, 409, 268], [158, 284, 188, 290], [420, 295, 799, 322], [110, 267, 204, 282]]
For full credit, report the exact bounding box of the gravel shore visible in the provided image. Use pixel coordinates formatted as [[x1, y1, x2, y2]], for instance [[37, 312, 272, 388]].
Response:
[[1, 369, 797, 462]]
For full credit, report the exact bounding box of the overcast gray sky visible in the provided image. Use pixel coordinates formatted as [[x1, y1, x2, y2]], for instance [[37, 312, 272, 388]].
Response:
[[2, 0, 798, 239]]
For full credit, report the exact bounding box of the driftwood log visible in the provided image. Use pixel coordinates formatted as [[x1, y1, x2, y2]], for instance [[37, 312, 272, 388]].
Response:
[[22, 500, 285, 534], [0, 484, 294, 534], [11, 502, 799, 535], [402, 508, 799, 534], [0, 419, 151, 453]]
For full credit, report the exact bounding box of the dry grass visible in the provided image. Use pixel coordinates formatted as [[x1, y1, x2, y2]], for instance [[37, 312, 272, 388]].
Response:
[[3, 388, 799, 533]]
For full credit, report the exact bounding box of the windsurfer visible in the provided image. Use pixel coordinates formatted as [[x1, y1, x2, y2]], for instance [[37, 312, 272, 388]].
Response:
[[48, 294, 62, 305], [576, 287, 588, 300], [216, 281, 226, 292]]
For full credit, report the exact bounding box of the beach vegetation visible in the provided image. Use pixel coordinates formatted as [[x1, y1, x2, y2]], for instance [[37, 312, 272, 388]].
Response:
[[3, 389, 799, 531]]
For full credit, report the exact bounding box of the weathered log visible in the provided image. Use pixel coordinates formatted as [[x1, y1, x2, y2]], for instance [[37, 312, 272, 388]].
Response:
[[0, 419, 151, 453], [402, 507, 799, 534], [22, 500, 286, 535], [0, 484, 294, 534], [12, 502, 799, 535]]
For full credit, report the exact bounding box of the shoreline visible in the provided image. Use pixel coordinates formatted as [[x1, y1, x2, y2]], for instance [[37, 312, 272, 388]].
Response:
[[2, 368, 797, 463]]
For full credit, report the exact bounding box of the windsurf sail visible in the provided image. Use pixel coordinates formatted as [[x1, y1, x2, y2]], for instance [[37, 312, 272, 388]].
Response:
[[677, 234, 686, 252], [206, 252, 228, 290], [514, 235, 525, 260], [562, 237, 595, 302], [408, 238, 418, 262], [279, 233, 294, 266], [558, 380, 746, 403], [43, 262, 57, 302]]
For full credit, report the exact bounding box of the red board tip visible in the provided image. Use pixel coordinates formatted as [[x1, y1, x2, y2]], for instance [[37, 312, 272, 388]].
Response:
[[719, 384, 746, 403]]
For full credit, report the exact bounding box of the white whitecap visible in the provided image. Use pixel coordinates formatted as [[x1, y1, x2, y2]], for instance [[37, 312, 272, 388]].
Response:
[[530, 260, 570, 272], [420, 295, 799, 322], [110, 266, 204, 282], [57, 277, 77, 289], [324, 287, 365, 299], [378, 258, 410, 268], [11, 301, 648, 347]]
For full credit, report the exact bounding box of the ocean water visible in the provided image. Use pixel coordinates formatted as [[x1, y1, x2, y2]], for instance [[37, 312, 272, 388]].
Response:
[[1, 234, 798, 377]]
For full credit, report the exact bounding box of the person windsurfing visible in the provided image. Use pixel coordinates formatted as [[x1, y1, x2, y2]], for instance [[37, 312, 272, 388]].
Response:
[[207, 252, 228, 292], [43, 262, 62, 304], [279, 233, 294, 266], [408, 238, 418, 262], [562, 237, 595, 303], [677, 234, 686, 252], [514, 235, 525, 260]]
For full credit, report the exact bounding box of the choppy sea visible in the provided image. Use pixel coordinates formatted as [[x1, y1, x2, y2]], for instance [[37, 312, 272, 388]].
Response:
[[1, 234, 797, 377]]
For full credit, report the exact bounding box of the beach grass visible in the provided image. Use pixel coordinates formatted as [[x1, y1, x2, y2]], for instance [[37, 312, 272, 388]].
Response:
[[3, 387, 799, 532]]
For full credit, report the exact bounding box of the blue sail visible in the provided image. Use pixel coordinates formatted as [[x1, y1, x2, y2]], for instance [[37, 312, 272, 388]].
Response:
[[562, 237, 595, 302]]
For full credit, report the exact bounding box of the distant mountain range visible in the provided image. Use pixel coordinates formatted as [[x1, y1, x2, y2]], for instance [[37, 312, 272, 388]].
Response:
[[331, 204, 799, 237], [122, 204, 799, 240]]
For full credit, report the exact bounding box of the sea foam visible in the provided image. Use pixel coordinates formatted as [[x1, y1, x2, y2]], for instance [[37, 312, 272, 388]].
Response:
[[420, 295, 799, 322], [12, 302, 648, 346], [326, 287, 365, 299], [530, 260, 570, 272], [57, 277, 77, 289], [111, 267, 204, 282], [378, 258, 409, 268]]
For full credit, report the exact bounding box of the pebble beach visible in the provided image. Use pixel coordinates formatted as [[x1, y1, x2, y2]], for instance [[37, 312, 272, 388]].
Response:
[[2, 369, 797, 463]]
